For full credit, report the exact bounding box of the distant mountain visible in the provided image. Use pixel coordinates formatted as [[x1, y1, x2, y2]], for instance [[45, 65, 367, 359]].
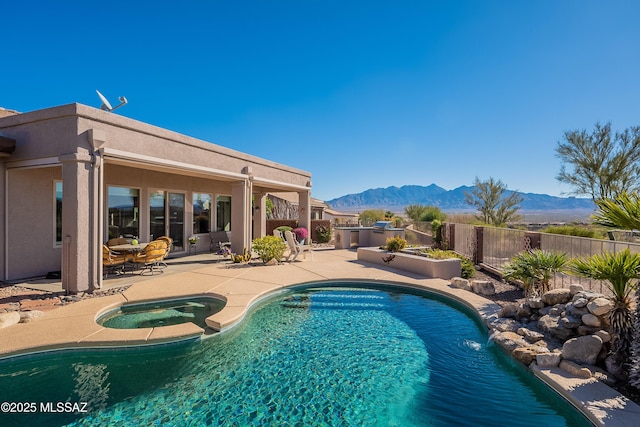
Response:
[[326, 184, 595, 212]]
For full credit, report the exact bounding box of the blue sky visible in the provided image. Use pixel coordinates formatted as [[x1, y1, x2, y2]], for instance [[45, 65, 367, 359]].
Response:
[[3, 1, 640, 201]]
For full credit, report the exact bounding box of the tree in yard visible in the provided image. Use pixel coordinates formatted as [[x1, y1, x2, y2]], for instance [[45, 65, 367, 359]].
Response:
[[358, 209, 385, 226], [464, 177, 523, 226], [404, 204, 446, 222], [556, 122, 640, 201], [591, 191, 640, 230]]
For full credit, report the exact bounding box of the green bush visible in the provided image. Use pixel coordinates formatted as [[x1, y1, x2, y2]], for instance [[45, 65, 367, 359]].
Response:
[[541, 224, 598, 238], [419, 206, 447, 222], [385, 236, 407, 252], [424, 249, 475, 279], [251, 236, 287, 263], [315, 225, 332, 243], [431, 219, 443, 248]]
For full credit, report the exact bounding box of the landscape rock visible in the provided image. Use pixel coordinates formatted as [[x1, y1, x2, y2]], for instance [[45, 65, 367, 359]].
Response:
[[573, 297, 588, 308], [587, 298, 613, 316], [569, 284, 584, 296], [517, 327, 545, 344], [536, 352, 562, 368], [490, 318, 522, 333], [559, 360, 592, 379], [562, 335, 603, 365], [19, 310, 45, 323], [0, 311, 21, 328], [527, 298, 545, 309], [513, 346, 548, 366], [472, 280, 495, 296], [517, 304, 532, 318], [581, 313, 601, 327], [560, 315, 582, 329], [498, 304, 519, 319], [489, 331, 528, 353], [541, 289, 572, 306], [538, 314, 574, 340], [451, 277, 472, 291], [594, 330, 611, 343]]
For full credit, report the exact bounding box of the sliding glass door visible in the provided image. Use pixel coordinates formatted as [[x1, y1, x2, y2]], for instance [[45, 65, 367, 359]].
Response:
[[150, 191, 185, 252]]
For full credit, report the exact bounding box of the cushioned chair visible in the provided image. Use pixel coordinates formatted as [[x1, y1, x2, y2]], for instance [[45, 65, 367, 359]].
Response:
[[103, 245, 127, 277], [156, 236, 173, 268], [284, 230, 312, 262], [133, 240, 168, 275]]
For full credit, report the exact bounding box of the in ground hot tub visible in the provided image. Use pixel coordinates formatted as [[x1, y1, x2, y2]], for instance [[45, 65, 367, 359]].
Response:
[[97, 297, 225, 329]]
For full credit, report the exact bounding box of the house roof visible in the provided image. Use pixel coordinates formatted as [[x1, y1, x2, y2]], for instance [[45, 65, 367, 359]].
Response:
[[268, 192, 327, 208]]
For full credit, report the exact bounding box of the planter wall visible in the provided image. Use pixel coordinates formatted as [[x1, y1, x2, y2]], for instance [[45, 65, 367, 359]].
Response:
[[357, 247, 461, 280]]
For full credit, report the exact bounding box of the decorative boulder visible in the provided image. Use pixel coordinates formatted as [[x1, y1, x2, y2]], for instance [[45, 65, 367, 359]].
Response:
[[517, 327, 545, 344], [536, 352, 562, 368], [581, 313, 601, 327], [19, 310, 45, 323], [538, 314, 574, 340], [451, 277, 472, 291], [541, 288, 572, 306], [489, 331, 528, 353], [0, 311, 21, 329], [569, 284, 584, 296], [513, 346, 547, 366], [490, 318, 522, 333], [472, 280, 495, 296], [573, 297, 588, 308], [587, 298, 613, 316], [559, 360, 592, 378], [498, 304, 519, 319], [527, 298, 545, 309], [562, 335, 603, 365]]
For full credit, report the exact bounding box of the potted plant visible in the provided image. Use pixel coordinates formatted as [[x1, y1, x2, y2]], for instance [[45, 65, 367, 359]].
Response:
[[188, 235, 199, 244], [293, 227, 309, 244]]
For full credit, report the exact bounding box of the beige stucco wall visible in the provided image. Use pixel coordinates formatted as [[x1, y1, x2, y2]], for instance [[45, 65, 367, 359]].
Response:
[[6, 166, 62, 279]]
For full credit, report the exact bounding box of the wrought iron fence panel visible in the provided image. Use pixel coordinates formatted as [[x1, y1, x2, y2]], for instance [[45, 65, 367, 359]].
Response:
[[482, 227, 526, 271], [453, 224, 476, 260]]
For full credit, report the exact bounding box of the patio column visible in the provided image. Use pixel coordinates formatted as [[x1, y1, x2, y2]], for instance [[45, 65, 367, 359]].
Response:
[[231, 180, 251, 253], [297, 190, 311, 242], [60, 149, 99, 294], [254, 192, 267, 238]]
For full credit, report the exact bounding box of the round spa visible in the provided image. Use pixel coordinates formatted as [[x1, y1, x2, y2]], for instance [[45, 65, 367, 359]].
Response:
[[96, 297, 225, 329]]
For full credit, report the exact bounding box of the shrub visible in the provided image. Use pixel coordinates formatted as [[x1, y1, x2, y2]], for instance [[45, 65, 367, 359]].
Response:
[[315, 225, 332, 243], [251, 236, 287, 264], [541, 224, 597, 238], [293, 227, 308, 241], [385, 236, 407, 252], [423, 248, 475, 279], [419, 206, 447, 222], [431, 219, 443, 248]]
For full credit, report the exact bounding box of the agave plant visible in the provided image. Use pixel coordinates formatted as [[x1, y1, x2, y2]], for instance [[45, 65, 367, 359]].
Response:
[[502, 249, 568, 298], [631, 288, 640, 389], [568, 249, 640, 369]]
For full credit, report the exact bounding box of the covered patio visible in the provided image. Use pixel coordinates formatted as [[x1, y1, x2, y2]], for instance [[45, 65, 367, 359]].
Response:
[[0, 103, 312, 293]]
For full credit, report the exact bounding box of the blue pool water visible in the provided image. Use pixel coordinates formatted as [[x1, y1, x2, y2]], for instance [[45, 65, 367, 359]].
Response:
[[0, 283, 591, 426], [96, 297, 225, 329]]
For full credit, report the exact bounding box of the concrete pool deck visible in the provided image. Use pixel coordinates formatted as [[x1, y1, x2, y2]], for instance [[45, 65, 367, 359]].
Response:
[[1, 248, 639, 426]]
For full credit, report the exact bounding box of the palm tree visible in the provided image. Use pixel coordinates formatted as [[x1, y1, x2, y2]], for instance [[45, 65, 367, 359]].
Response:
[[591, 191, 640, 230], [568, 249, 640, 372], [502, 249, 568, 298]]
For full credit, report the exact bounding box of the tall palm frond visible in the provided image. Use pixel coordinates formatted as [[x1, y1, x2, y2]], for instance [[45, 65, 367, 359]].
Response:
[[592, 191, 640, 230]]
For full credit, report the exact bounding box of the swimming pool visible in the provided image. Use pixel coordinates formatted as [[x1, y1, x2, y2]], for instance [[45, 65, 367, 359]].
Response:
[[0, 282, 591, 426]]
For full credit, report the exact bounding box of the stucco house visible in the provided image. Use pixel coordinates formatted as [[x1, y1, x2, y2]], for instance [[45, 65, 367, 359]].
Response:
[[0, 103, 312, 293]]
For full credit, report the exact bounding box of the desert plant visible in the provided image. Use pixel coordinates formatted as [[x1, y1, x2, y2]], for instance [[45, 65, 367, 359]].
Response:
[[568, 249, 640, 371], [631, 289, 640, 389], [385, 236, 407, 252], [464, 177, 523, 226], [502, 249, 568, 297], [431, 219, 443, 248], [541, 224, 598, 238], [251, 236, 287, 264], [315, 225, 332, 243], [424, 249, 475, 279], [231, 248, 251, 263], [591, 191, 640, 230], [359, 209, 385, 226]]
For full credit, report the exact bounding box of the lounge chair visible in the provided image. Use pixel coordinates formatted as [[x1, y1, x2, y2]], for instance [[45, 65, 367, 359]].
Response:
[[284, 230, 312, 262], [209, 231, 231, 253]]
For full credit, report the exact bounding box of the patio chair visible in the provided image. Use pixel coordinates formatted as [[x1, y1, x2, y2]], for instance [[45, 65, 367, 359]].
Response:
[[284, 230, 312, 262], [273, 229, 284, 241], [133, 240, 168, 275], [103, 245, 127, 278], [209, 231, 231, 253], [156, 236, 173, 269]]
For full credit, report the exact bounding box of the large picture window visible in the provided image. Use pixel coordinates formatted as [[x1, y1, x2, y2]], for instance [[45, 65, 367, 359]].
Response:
[[216, 195, 231, 231], [55, 181, 62, 245], [108, 186, 140, 239], [193, 193, 212, 234]]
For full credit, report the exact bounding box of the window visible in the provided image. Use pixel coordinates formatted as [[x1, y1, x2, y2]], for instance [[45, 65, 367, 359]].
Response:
[[108, 187, 140, 239], [216, 195, 231, 231], [55, 181, 62, 245], [193, 193, 212, 234]]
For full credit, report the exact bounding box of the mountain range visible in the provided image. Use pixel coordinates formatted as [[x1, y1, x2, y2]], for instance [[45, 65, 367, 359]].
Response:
[[326, 184, 595, 212]]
